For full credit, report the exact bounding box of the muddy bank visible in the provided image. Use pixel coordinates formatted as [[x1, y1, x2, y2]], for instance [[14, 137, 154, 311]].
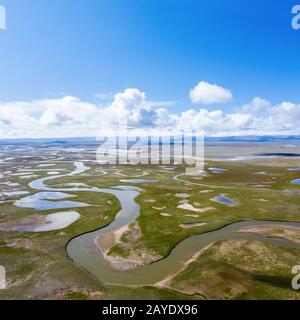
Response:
[[95, 223, 161, 271]]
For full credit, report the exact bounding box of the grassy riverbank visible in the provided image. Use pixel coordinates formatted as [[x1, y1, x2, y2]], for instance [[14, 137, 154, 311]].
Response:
[[1, 148, 300, 299]]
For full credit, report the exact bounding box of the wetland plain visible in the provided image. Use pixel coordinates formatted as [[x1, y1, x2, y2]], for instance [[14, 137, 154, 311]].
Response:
[[1, 139, 300, 300]]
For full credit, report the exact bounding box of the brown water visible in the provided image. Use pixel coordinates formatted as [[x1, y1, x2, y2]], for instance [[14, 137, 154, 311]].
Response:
[[28, 162, 300, 286], [67, 220, 300, 285]]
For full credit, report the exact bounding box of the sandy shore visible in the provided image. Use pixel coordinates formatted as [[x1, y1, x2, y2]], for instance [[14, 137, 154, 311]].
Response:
[[180, 222, 207, 229], [95, 225, 130, 255], [155, 243, 213, 289]]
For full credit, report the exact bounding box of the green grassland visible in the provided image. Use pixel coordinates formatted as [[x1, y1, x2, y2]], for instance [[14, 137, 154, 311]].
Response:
[[1, 155, 300, 299], [0, 190, 120, 299], [167, 240, 300, 300]]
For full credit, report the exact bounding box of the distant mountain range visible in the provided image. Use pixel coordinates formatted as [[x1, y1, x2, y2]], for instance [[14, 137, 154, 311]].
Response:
[[0, 135, 300, 146], [204, 135, 300, 143]]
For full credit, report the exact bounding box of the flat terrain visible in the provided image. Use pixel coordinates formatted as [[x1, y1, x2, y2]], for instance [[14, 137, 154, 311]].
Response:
[[1, 141, 300, 299]]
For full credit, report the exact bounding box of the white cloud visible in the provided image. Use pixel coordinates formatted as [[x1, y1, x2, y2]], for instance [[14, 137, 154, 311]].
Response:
[[0, 88, 300, 138], [242, 97, 271, 113], [0, 89, 173, 138], [267, 102, 300, 131], [103, 88, 158, 127], [189, 81, 233, 105], [175, 108, 253, 133]]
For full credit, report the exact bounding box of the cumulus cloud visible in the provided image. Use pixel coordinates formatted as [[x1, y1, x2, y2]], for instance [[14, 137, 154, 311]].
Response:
[[104, 88, 156, 126], [0, 88, 300, 138], [242, 97, 271, 113], [267, 102, 300, 131], [175, 108, 253, 133], [189, 81, 233, 105], [0, 89, 174, 138]]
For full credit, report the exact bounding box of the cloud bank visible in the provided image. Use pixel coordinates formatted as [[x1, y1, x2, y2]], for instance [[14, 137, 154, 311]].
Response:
[[0, 84, 299, 138]]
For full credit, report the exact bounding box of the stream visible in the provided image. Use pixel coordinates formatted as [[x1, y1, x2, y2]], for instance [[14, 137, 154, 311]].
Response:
[[27, 161, 300, 286]]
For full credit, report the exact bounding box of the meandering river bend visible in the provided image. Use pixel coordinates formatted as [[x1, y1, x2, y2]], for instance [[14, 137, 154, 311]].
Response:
[[28, 162, 300, 285]]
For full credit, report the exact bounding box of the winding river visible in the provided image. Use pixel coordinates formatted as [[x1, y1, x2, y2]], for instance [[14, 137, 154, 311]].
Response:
[[28, 162, 300, 286]]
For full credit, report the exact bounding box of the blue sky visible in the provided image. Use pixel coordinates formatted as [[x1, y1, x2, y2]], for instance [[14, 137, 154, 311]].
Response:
[[0, 0, 300, 138]]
